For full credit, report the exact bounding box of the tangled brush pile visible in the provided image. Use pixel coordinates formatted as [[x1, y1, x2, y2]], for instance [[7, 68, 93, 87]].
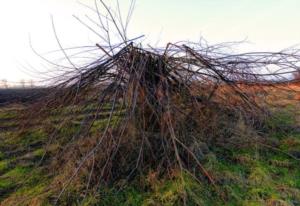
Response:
[[25, 41, 299, 202], [21, 1, 300, 204]]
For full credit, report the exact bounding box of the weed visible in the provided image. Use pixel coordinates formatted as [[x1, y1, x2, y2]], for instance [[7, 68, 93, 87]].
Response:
[[0, 160, 10, 174]]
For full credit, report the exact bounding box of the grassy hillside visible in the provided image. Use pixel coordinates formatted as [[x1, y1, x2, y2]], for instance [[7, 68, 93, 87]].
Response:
[[0, 99, 299, 206]]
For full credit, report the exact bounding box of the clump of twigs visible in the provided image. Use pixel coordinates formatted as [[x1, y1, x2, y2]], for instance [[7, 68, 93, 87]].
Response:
[[23, 1, 300, 204]]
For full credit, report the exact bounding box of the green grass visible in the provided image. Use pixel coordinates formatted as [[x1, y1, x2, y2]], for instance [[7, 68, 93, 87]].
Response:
[[0, 160, 10, 174], [0, 103, 300, 205], [0, 178, 14, 193], [89, 143, 300, 206], [0, 107, 52, 205], [0, 110, 17, 119], [3, 166, 31, 180], [33, 148, 45, 158], [20, 129, 47, 146]]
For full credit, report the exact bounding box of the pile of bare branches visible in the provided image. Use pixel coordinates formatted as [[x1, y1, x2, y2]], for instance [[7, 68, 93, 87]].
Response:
[[23, 1, 300, 203]]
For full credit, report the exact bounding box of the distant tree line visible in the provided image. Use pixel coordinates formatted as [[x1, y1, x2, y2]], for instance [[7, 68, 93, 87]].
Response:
[[0, 79, 36, 89]]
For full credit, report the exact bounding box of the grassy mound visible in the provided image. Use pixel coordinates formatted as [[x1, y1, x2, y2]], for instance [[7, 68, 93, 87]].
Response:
[[0, 89, 299, 205]]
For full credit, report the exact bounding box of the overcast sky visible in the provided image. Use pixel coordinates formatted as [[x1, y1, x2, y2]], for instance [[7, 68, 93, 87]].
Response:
[[1, 0, 300, 83]]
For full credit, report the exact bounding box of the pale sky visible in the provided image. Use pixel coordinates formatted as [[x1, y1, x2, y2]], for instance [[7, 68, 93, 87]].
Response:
[[1, 0, 300, 84]]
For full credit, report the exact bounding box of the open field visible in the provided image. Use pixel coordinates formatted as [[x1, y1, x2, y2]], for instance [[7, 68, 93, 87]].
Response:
[[0, 88, 46, 106]]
